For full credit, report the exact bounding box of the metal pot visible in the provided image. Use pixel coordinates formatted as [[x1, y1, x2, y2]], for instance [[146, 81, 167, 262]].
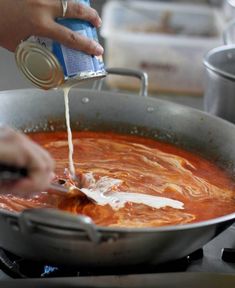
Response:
[[0, 68, 235, 268], [204, 20, 235, 124]]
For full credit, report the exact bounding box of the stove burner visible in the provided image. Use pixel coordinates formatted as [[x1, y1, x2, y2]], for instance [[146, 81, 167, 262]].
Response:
[[0, 247, 204, 279]]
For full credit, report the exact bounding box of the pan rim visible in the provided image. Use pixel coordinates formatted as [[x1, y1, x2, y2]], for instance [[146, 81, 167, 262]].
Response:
[[1, 208, 235, 233]]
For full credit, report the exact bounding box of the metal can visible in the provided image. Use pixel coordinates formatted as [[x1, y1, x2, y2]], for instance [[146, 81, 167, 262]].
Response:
[[15, 0, 106, 90]]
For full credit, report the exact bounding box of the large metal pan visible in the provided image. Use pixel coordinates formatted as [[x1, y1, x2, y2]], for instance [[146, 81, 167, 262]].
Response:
[[0, 69, 235, 268]]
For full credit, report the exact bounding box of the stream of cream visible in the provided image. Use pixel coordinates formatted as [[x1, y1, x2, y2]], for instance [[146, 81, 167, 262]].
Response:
[[62, 90, 184, 211], [63, 87, 75, 176]]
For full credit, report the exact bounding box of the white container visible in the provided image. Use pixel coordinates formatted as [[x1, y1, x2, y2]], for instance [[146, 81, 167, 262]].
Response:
[[101, 1, 225, 95]]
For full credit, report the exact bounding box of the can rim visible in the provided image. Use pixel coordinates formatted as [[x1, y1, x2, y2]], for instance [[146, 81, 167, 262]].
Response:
[[15, 42, 65, 90]]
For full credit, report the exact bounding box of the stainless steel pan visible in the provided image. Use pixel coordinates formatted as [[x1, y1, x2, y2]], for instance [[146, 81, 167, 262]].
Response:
[[0, 69, 235, 268]]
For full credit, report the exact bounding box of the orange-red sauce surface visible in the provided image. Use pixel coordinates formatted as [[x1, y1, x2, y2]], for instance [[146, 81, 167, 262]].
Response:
[[1, 131, 235, 228]]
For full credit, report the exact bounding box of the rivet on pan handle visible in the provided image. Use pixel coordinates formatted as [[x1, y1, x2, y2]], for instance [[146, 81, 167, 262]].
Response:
[[94, 67, 149, 97], [18, 208, 101, 244]]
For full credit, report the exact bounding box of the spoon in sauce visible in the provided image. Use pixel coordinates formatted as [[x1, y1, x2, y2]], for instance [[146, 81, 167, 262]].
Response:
[[0, 164, 184, 210], [0, 163, 97, 203], [49, 181, 97, 204]]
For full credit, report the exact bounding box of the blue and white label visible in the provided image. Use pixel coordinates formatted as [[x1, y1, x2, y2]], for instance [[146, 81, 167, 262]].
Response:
[[28, 0, 105, 79], [61, 31, 94, 76]]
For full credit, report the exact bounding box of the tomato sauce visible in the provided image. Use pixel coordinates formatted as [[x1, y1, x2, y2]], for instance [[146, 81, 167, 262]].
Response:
[[1, 131, 235, 228]]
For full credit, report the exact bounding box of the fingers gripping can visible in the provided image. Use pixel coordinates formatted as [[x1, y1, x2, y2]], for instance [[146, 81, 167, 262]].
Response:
[[15, 0, 106, 90]]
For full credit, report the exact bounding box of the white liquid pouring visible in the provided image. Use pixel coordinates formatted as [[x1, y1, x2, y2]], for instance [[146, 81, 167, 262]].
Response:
[[62, 89, 184, 211], [63, 87, 75, 176]]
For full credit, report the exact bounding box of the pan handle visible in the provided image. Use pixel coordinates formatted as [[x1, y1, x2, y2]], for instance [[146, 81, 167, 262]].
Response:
[[94, 67, 149, 97], [18, 208, 101, 244]]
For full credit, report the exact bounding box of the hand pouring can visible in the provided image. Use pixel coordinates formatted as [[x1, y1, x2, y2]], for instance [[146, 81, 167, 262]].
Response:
[[15, 0, 106, 90]]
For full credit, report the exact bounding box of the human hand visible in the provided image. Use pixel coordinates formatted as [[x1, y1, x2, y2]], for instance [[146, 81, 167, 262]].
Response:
[[0, 126, 54, 198], [0, 0, 103, 56]]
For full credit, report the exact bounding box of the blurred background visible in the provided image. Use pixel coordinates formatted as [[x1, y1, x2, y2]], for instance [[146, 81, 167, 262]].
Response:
[[0, 0, 230, 97]]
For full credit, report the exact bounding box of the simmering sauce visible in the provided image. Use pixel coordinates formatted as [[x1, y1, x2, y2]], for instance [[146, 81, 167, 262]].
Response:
[[1, 131, 235, 228]]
